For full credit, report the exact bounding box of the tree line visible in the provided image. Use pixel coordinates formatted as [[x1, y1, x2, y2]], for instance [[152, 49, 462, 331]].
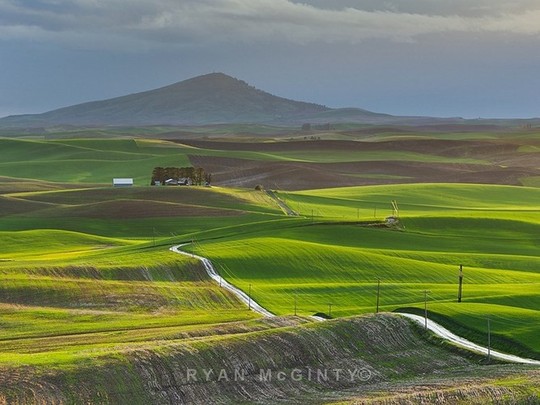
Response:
[[150, 166, 212, 186]]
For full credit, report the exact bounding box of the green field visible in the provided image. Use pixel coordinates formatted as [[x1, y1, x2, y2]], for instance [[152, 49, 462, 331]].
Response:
[[4, 182, 532, 358], [1, 134, 539, 187], [184, 183, 540, 356], [0, 131, 539, 401]]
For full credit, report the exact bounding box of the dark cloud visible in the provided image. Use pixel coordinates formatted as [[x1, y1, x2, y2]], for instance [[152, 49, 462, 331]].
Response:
[[1, 0, 540, 48], [293, 0, 540, 17], [0, 0, 539, 118]]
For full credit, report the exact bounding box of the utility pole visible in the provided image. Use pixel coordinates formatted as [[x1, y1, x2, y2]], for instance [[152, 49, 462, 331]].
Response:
[[487, 317, 491, 362], [458, 264, 464, 303], [424, 290, 430, 330], [294, 289, 297, 316], [248, 284, 252, 310], [391, 200, 399, 218], [376, 279, 380, 313]]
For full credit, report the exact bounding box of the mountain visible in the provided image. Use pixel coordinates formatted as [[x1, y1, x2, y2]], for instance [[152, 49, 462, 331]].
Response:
[[0, 73, 397, 128], [1, 73, 538, 129]]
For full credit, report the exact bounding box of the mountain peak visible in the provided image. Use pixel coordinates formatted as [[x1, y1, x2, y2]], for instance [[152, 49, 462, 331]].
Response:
[[164, 72, 255, 93], [187, 72, 237, 82], [1, 73, 407, 128], [0, 73, 332, 127]]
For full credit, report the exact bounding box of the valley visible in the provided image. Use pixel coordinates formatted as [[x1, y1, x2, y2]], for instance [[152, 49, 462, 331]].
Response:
[[0, 125, 538, 403]]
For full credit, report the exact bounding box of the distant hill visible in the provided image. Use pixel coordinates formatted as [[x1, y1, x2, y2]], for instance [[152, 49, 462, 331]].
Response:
[[0, 73, 408, 128], [0, 73, 329, 127], [1, 73, 538, 128]]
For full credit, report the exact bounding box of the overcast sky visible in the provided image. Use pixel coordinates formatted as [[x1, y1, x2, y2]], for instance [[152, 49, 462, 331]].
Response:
[[1, 0, 539, 118]]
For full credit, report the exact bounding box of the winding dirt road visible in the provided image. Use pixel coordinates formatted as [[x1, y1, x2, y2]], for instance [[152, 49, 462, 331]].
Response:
[[170, 244, 274, 317], [171, 244, 539, 365], [399, 313, 540, 365]]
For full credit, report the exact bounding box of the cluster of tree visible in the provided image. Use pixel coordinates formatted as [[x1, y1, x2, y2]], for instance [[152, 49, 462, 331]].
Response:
[[150, 166, 211, 186]]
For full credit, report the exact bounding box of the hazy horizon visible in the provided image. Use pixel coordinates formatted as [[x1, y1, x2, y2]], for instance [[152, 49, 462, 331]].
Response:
[[1, 1, 540, 120]]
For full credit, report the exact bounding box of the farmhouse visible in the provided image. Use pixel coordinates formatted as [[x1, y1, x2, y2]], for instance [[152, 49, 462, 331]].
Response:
[[112, 178, 134, 187], [164, 177, 193, 186], [151, 166, 210, 187]]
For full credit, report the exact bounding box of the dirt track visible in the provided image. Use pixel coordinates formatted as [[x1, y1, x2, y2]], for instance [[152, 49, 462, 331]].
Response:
[[400, 313, 540, 365], [171, 244, 274, 317]]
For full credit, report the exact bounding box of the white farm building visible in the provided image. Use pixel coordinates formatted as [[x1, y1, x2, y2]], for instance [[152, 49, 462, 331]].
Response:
[[113, 178, 134, 187]]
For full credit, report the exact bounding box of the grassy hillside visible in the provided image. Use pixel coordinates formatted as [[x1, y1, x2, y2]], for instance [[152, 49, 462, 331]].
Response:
[[1, 165, 538, 359], [0, 313, 537, 404], [186, 183, 540, 356], [0, 180, 289, 375], [0, 132, 539, 402], [1, 135, 539, 188], [0, 231, 261, 363], [0, 185, 283, 237]]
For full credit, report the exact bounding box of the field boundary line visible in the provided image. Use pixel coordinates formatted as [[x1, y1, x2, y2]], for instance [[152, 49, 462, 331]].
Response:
[[399, 313, 540, 365], [171, 244, 275, 317]]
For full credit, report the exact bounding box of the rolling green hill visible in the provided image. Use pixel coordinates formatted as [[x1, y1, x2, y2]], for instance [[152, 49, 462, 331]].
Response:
[[0, 131, 539, 402], [0, 313, 537, 404], [184, 183, 540, 357], [1, 135, 539, 189]]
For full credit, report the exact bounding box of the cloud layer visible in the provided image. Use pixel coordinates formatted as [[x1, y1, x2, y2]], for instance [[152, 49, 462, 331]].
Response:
[[1, 0, 539, 119], [2, 0, 540, 49]]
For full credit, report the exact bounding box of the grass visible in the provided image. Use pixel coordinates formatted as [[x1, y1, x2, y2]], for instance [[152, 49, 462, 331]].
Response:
[[0, 186, 283, 238], [0, 136, 501, 185], [0, 228, 261, 364], [258, 149, 489, 164], [0, 131, 539, 401], [1, 180, 539, 359], [285, 183, 540, 220], [184, 183, 540, 356], [0, 312, 515, 404], [0, 229, 133, 258]]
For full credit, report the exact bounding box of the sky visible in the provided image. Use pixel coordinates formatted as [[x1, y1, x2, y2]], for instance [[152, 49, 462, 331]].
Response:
[[1, 0, 539, 119]]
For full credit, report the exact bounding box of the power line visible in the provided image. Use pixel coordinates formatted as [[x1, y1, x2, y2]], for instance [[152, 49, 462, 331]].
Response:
[[457, 264, 464, 303], [424, 290, 431, 330], [294, 288, 297, 316], [487, 316, 491, 363]]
